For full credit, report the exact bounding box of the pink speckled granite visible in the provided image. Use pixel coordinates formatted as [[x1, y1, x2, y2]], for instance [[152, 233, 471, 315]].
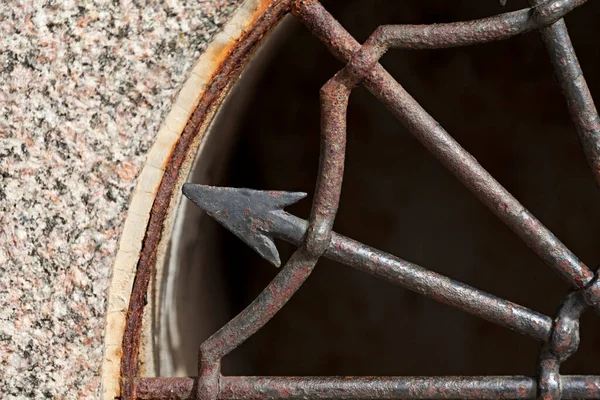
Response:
[[0, 0, 240, 398]]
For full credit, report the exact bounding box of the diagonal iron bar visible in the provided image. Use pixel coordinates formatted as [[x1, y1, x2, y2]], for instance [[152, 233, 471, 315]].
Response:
[[292, 0, 596, 291], [133, 375, 600, 400], [528, 0, 600, 186], [183, 184, 552, 341]]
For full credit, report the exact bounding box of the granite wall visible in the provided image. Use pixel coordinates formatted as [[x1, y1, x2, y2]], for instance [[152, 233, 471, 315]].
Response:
[[0, 1, 239, 397]]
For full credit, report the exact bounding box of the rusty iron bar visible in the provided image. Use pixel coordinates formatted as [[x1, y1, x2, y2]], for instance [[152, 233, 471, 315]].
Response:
[[535, 275, 600, 399], [339, 0, 588, 62], [196, 247, 320, 400], [183, 184, 553, 341], [338, 0, 590, 81], [292, 0, 597, 292], [376, 0, 588, 49], [133, 376, 600, 400], [193, 81, 349, 364], [324, 0, 592, 82], [328, 221, 554, 342], [195, 15, 351, 399], [299, 1, 600, 397], [528, 0, 600, 186]]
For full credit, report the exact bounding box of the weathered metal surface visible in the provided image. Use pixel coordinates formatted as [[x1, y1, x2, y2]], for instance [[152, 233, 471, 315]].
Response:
[[183, 184, 553, 341], [123, 0, 600, 399], [134, 376, 600, 399], [182, 184, 307, 267], [350, 0, 586, 55], [529, 0, 600, 187]]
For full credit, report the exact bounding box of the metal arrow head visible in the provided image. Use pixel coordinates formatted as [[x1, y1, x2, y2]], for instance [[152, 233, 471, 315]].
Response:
[[182, 184, 307, 268]]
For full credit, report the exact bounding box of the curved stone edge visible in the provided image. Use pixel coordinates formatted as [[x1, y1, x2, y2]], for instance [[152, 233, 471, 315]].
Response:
[[100, 1, 276, 398]]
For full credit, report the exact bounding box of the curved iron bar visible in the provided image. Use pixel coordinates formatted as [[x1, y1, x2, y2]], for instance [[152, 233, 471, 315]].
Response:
[[294, 0, 589, 57], [196, 55, 352, 400], [343, 0, 600, 193], [341, 0, 589, 72]]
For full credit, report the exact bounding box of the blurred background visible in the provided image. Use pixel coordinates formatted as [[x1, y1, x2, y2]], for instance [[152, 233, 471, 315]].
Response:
[[164, 0, 600, 380]]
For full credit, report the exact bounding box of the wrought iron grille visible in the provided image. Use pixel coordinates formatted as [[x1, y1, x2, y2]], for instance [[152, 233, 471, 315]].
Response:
[[122, 0, 600, 399]]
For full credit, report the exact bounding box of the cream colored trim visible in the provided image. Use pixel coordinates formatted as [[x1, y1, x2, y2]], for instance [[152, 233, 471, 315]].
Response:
[[100, 1, 275, 398]]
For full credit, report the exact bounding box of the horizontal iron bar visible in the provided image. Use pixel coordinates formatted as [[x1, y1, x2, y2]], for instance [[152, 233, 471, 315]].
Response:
[[134, 376, 600, 399]]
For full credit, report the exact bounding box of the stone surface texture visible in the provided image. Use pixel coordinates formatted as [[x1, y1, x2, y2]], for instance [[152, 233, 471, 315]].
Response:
[[0, 0, 240, 398]]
